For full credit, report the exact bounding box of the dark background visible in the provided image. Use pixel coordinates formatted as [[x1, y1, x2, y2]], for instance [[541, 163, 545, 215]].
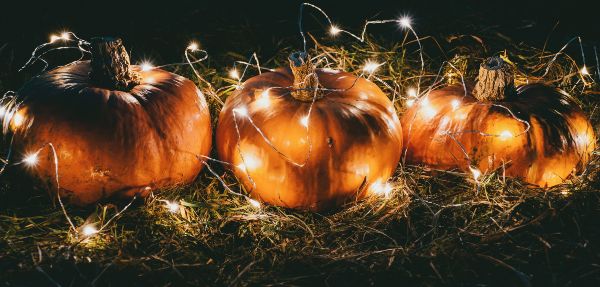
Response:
[[0, 0, 598, 88]]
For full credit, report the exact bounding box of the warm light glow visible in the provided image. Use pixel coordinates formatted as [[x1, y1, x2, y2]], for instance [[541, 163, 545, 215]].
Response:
[[300, 115, 309, 128], [451, 99, 460, 110], [49, 34, 61, 43], [140, 61, 154, 72], [237, 152, 261, 172], [469, 166, 481, 182], [144, 77, 155, 84], [398, 16, 412, 28], [407, 87, 417, 98], [406, 99, 415, 107], [575, 132, 591, 148], [499, 130, 513, 140], [248, 198, 261, 209], [371, 180, 393, 198], [60, 32, 70, 40], [329, 25, 341, 36], [419, 97, 436, 119], [22, 152, 39, 167], [229, 68, 240, 80], [233, 106, 249, 117], [0, 106, 6, 118], [82, 225, 98, 237], [12, 112, 25, 127], [165, 201, 180, 213], [362, 61, 382, 74], [581, 66, 589, 75], [187, 42, 199, 51], [255, 89, 271, 108]]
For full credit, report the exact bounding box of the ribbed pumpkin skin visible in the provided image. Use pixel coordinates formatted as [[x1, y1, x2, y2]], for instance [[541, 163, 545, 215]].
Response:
[[9, 61, 212, 205], [401, 84, 595, 187], [216, 68, 403, 211]]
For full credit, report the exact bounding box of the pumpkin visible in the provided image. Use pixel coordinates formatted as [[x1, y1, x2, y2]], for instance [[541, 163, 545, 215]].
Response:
[[216, 52, 403, 211], [401, 56, 595, 187], [3, 37, 212, 205]]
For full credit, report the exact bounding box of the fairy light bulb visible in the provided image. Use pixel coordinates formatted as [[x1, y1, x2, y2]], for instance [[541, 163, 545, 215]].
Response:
[[187, 42, 199, 51], [329, 25, 341, 36], [469, 166, 481, 182], [248, 198, 261, 209], [451, 99, 460, 111], [256, 89, 271, 108], [406, 99, 415, 107], [233, 106, 248, 117], [165, 201, 180, 213], [300, 115, 309, 127], [398, 16, 412, 28], [12, 112, 24, 127], [82, 225, 98, 237], [581, 66, 589, 75], [499, 130, 513, 140], [362, 61, 382, 74], [229, 68, 240, 80], [22, 152, 39, 167], [407, 87, 417, 98], [140, 61, 154, 72], [60, 32, 70, 40], [371, 180, 393, 198], [49, 34, 61, 43]]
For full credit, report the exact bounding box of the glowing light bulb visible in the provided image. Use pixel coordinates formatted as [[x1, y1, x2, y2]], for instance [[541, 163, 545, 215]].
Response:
[[140, 61, 154, 72], [407, 88, 417, 98], [82, 225, 98, 237], [499, 130, 513, 140], [229, 68, 240, 80], [165, 201, 180, 213], [255, 89, 271, 108], [233, 106, 248, 117], [329, 25, 341, 36], [12, 112, 25, 127], [49, 34, 61, 43], [248, 198, 261, 209], [451, 99, 460, 110], [371, 180, 393, 198], [406, 99, 415, 107], [398, 16, 412, 28], [581, 66, 589, 75], [187, 42, 199, 51], [60, 32, 70, 40], [362, 61, 382, 74], [22, 152, 39, 167], [469, 166, 481, 182], [300, 115, 309, 127]]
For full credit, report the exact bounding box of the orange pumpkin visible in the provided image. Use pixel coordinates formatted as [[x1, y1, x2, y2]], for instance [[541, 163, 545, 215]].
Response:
[[402, 56, 595, 187], [3, 37, 212, 205], [216, 52, 402, 211]]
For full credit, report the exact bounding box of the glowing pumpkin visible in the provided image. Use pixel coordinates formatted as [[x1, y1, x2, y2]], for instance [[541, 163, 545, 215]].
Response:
[[216, 52, 402, 211], [4, 37, 212, 205], [402, 56, 595, 187]]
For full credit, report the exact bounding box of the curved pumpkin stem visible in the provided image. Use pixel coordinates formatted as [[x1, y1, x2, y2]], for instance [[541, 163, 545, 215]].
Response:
[[89, 37, 140, 91], [473, 56, 515, 101], [288, 51, 322, 102]]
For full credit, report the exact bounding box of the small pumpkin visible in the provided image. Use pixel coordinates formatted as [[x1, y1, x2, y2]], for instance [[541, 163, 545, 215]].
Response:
[[216, 52, 403, 211], [3, 37, 212, 205], [401, 56, 595, 187]]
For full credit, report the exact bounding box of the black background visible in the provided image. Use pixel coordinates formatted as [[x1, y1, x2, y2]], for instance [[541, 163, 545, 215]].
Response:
[[0, 0, 598, 88]]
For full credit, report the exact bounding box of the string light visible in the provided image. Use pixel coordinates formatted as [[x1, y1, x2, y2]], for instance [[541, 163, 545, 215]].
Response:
[[60, 32, 70, 40], [81, 224, 98, 237], [329, 25, 341, 36], [248, 198, 261, 209], [406, 99, 415, 107], [407, 88, 417, 98], [255, 89, 271, 109], [233, 106, 248, 117], [300, 115, 309, 127], [469, 166, 482, 182], [12, 112, 24, 127], [187, 42, 199, 51], [499, 130, 513, 140], [22, 152, 39, 167], [581, 65, 590, 76], [370, 180, 393, 198], [229, 68, 240, 80], [362, 61, 382, 74], [165, 201, 180, 213], [451, 99, 460, 110], [49, 34, 61, 43], [398, 16, 412, 28], [140, 61, 154, 72]]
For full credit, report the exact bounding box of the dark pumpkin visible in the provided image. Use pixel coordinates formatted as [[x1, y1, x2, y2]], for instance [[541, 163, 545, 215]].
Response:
[[3, 37, 212, 205], [401, 56, 595, 187]]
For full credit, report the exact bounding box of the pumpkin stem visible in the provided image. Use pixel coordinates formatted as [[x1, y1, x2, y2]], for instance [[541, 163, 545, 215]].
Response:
[[288, 51, 322, 102], [89, 37, 140, 91], [472, 56, 515, 101]]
